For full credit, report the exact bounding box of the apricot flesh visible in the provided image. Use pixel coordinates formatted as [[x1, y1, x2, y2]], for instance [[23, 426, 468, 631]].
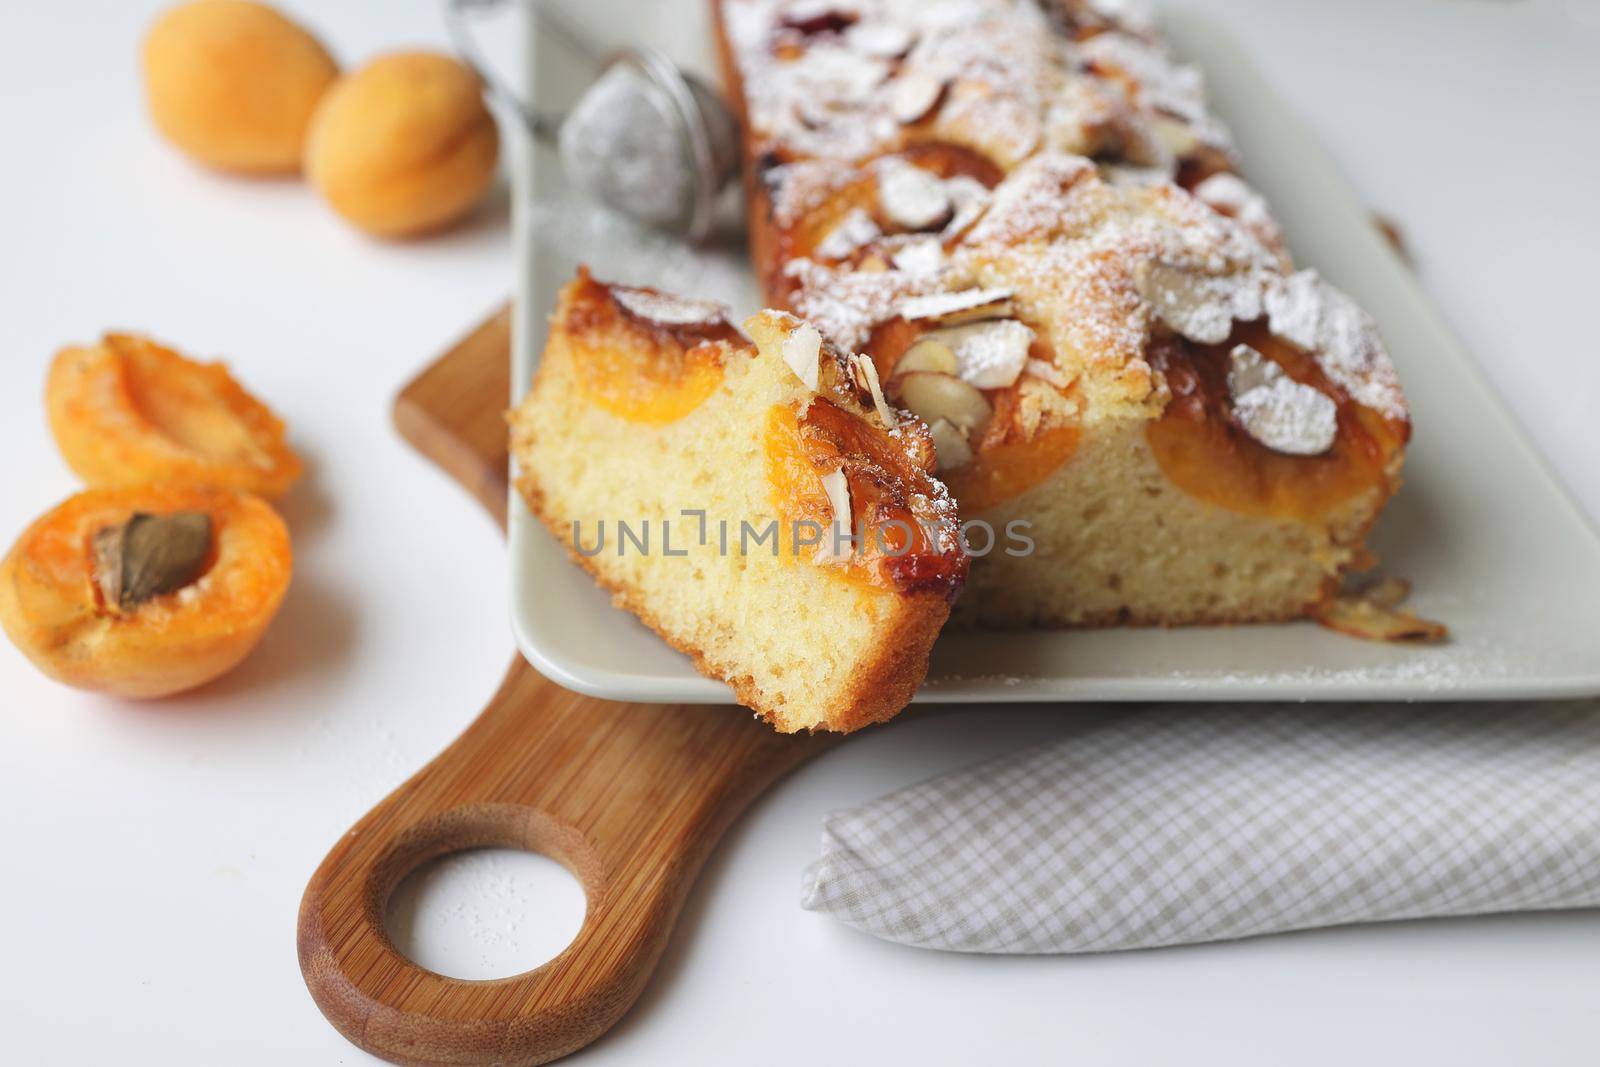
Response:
[[0, 485, 292, 698], [47, 334, 302, 499], [143, 0, 339, 175], [305, 51, 500, 238]]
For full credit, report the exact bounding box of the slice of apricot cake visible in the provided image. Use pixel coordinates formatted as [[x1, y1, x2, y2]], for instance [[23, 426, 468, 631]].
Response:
[[509, 270, 966, 732]]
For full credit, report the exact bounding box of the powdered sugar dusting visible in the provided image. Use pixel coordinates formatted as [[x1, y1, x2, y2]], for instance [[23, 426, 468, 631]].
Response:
[[877, 156, 952, 229], [722, 0, 1408, 429], [815, 208, 882, 259], [1194, 172, 1285, 256], [723, 0, 1220, 177], [1227, 343, 1338, 455], [785, 257, 942, 351], [1265, 271, 1406, 420], [900, 286, 1013, 323], [1135, 261, 1265, 345]]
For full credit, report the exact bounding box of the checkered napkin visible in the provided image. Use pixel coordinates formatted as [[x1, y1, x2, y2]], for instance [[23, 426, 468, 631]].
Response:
[[800, 703, 1600, 953]]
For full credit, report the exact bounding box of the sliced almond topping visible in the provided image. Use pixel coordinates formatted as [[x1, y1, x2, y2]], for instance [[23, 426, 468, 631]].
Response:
[[1314, 587, 1448, 644], [896, 371, 993, 435], [1134, 261, 1261, 345], [849, 22, 914, 58], [899, 286, 1014, 325], [814, 208, 881, 260], [817, 467, 853, 563], [890, 236, 946, 276], [1226, 342, 1277, 395], [851, 353, 897, 428], [1226, 343, 1338, 456], [1151, 116, 1200, 159], [877, 159, 952, 231], [941, 175, 991, 239], [781, 322, 823, 392], [1024, 357, 1070, 389], [894, 337, 959, 377], [928, 319, 1034, 389], [927, 417, 974, 472], [1363, 577, 1412, 608], [890, 71, 946, 125], [612, 286, 728, 328]]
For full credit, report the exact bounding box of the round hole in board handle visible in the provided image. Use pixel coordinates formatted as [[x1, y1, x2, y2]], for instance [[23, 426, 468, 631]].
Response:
[[385, 846, 588, 981]]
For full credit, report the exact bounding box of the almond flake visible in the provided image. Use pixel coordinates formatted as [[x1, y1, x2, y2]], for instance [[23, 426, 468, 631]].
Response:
[[782, 322, 823, 391], [1314, 589, 1448, 644], [898, 286, 1014, 325], [817, 467, 853, 563], [929, 319, 1035, 389], [849, 23, 914, 58], [896, 371, 992, 435], [815, 209, 881, 259], [890, 71, 946, 125], [894, 337, 958, 377], [1263, 270, 1406, 421], [927, 417, 974, 471], [612, 286, 727, 328], [877, 159, 952, 231], [1151, 116, 1200, 158], [1363, 577, 1412, 608], [890, 236, 946, 276], [1024, 357, 1070, 388], [941, 175, 991, 239], [1134, 262, 1262, 345], [1226, 344, 1337, 456], [851, 353, 897, 429]]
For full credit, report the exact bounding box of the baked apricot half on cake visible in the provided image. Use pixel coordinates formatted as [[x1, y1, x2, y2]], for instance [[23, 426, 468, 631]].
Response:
[[0, 485, 291, 698], [47, 334, 302, 498], [509, 270, 965, 733]]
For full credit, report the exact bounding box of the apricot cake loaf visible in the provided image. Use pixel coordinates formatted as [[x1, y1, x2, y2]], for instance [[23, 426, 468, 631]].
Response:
[[510, 270, 966, 732], [712, 0, 1411, 627]]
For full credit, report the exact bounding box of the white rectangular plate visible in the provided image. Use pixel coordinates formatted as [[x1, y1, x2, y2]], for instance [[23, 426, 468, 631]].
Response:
[[508, 3, 1600, 704]]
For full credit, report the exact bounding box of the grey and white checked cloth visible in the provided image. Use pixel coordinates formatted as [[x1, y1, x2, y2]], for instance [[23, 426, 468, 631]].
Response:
[[800, 703, 1600, 953]]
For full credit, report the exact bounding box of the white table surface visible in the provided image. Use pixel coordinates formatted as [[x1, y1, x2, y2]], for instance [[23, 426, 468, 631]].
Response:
[[1, 1, 1597, 1064]]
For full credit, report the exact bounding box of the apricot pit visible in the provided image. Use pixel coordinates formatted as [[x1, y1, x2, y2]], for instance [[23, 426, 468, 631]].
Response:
[[0, 486, 291, 698]]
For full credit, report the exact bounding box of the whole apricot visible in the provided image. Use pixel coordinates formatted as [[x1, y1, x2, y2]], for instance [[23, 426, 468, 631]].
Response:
[[47, 334, 302, 499], [0, 485, 292, 698], [143, 0, 338, 175], [305, 51, 500, 238]]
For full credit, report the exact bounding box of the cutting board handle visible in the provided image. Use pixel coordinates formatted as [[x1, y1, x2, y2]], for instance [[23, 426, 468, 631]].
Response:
[[298, 309, 834, 1066], [298, 661, 828, 1067]]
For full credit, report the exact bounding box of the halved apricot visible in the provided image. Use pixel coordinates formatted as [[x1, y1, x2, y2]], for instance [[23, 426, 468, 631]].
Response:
[[0, 485, 291, 698], [47, 334, 302, 498], [560, 273, 734, 425], [943, 425, 1081, 514], [1145, 324, 1408, 522], [763, 400, 966, 599]]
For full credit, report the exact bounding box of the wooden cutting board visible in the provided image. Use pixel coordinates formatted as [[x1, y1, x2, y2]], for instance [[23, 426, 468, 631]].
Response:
[[297, 308, 839, 1066]]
